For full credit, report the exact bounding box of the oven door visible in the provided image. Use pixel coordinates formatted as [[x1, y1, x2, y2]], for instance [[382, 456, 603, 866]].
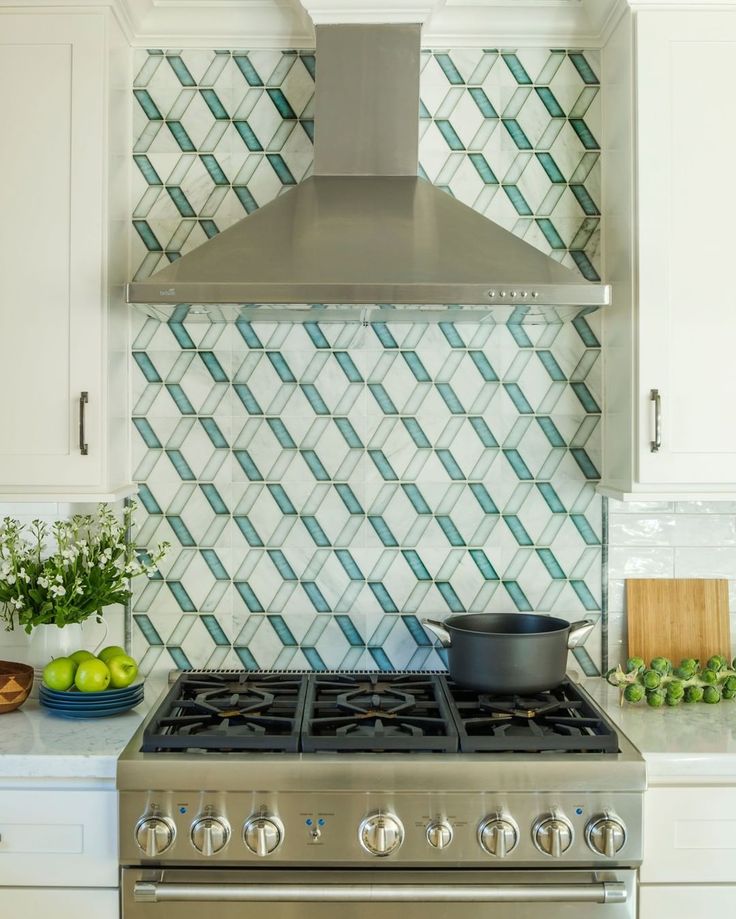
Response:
[[123, 868, 637, 919]]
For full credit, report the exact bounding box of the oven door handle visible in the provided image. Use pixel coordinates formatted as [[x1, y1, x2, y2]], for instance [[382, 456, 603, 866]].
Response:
[[134, 880, 627, 904]]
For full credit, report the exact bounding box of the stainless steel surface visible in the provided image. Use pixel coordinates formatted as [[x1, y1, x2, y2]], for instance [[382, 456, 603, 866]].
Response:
[[479, 816, 519, 858], [314, 25, 419, 177], [425, 821, 453, 850], [123, 868, 637, 918], [586, 815, 627, 858], [135, 815, 175, 857], [567, 619, 596, 648], [359, 813, 404, 857], [133, 880, 626, 904], [127, 23, 610, 310], [650, 388, 662, 452], [533, 813, 574, 858], [243, 815, 283, 857], [190, 812, 230, 856], [78, 391, 88, 456]]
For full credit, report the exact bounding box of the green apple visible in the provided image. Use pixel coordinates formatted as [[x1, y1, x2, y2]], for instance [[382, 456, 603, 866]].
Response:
[[74, 658, 111, 693], [69, 649, 95, 666], [107, 654, 138, 689], [43, 657, 76, 691], [97, 645, 127, 664]]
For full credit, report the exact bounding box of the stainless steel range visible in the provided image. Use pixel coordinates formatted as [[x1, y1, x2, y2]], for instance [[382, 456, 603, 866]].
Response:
[[118, 671, 645, 918]]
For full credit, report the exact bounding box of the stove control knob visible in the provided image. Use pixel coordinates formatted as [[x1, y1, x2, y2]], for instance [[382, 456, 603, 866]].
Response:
[[586, 814, 626, 857], [191, 813, 230, 856], [426, 821, 453, 850], [479, 816, 518, 858], [243, 816, 282, 857], [533, 813, 574, 857], [359, 812, 404, 857], [135, 815, 176, 857]]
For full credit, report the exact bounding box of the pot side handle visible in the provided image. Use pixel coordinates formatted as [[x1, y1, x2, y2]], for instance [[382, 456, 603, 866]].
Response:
[[567, 619, 595, 649], [421, 618, 452, 648]]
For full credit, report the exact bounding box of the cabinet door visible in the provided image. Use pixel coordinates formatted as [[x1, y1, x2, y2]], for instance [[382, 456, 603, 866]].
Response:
[[640, 885, 736, 916], [636, 11, 736, 486], [0, 14, 104, 489]]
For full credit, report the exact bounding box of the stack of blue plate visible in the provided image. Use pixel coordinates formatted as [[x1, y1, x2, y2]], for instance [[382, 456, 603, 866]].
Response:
[[39, 682, 144, 718]]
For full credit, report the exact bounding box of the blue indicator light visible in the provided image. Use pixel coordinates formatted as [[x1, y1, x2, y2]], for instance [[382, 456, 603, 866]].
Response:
[[318, 818, 326, 827], [179, 807, 188, 814], [575, 807, 583, 816], [306, 819, 313, 826]]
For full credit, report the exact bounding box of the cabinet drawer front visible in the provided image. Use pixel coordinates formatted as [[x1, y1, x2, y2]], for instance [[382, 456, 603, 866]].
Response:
[[642, 787, 736, 882], [0, 788, 117, 886], [0, 887, 118, 918], [640, 884, 736, 914]]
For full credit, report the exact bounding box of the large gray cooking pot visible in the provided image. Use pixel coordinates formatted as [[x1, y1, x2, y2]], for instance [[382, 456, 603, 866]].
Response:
[[422, 613, 595, 694]]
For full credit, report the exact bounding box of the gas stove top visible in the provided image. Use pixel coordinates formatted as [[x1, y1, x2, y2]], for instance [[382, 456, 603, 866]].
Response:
[[139, 670, 619, 755], [118, 670, 645, 876]]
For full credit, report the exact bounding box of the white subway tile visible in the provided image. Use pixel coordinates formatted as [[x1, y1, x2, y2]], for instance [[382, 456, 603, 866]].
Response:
[[609, 515, 675, 546], [674, 547, 736, 579], [608, 547, 674, 578], [607, 578, 625, 614], [676, 501, 736, 514], [607, 499, 674, 514], [671, 515, 736, 547]]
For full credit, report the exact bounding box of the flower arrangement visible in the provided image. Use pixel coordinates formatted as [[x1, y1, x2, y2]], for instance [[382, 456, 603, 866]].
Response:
[[0, 502, 168, 633]]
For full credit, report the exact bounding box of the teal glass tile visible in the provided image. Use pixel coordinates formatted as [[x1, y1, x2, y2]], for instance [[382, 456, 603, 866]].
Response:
[[436, 515, 464, 546], [402, 615, 433, 647], [569, 118, 599, 151], [267, 418, 296, 448], [302, 648, 327, 670], [233, 54, 264, 86], [436, 120, 465, 151], [134, 89, 163, 120], [372, 323, 398, 349], [202, 613, 230, 643], [401, 550, 431, 580], [468, 87, 497, 118], [503, 580, 532, 611], [167, 515, 196, 545], [200, 154, 229, 184], [439, 323, 465, 348], [535, 87, 564, 118], [133, 352, 162, 382], [335, 484, 363, 515], [235, 450, 264, 481], [435, 52, 464, 85], [503, 449, 533, 480], [268, 549, 297, 580], [368, 383, 398, 414], [168, 647, 192, 669], [234, 186, 258, 213], [267, 351, 296, 382], [469, 351, 498, 381], [436, 449, 465, 480], [436, 383, 464, 413], [235, 581, 264, 612], [368, 450, 398, 481], [301, 450, 330, 481], [268, 614, 297, 645], [369, 516, 398, 547], [200, 483, 229, 514], [138, 484, 162, 515], [401, 418, 431, 448], [436, 582, 464, 612], [301, 384, 329, 414], [536, 152, 565, 183], [569, 52, 599, 85], [402, 483, 432, 515], [501, 53, 532, 84], [369, 648, 394, 671], [302, 582, 330, 612], [335, 550, 364, 581], [133, 220, 162, 251], [401, 351, 431, 382], [335, 351, 363, 382], [167, 55, 196, 87], [133, 418, 162, 449], [302, 516, 330, 546], [469, 550, 499, 580], [334, 418, 363, 449], [167, 122, 195, 151], [168, 581, 196, 611], [336, 615, 364, 646], [236, 319, 263, 348], [468, 153, 498, 184], [369, 582, 399, 612], [267, 88, 297, 119], [504, 515, 533, 545], [304, 322, 330, 348], [200, 89, 229, 119], [537, 482, 565, 513], [165, 383, 195, 414], [234, 516, 264, 547], [267, 154, 296, 185], [268, 484, 296, 514], [134, 614, 164, 645], [134, 154, 163, 185], [469, 483, 499, 514], [200, 419, 229, 449], [502, 120, 532, 151], [233, 384, 263, 414], [537, 547, 565, 579], [469, 417, 499, 447]]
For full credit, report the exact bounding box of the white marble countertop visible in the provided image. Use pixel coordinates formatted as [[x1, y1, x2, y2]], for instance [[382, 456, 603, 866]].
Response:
[[0, 675, 166, 782], [3, 673, 736, 785], [582, 677, 736, 782]]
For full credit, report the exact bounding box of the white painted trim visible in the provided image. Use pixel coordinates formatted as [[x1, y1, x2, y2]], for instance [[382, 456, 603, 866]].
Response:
[[0, 0, 626, 48], [597, 484, 736, 502], [0, 484, 137, 503]]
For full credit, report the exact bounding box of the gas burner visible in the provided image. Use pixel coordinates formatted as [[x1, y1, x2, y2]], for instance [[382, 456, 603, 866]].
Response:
[[141, 672, 307, 752], [302, 673, 459, 752], [445, 679, 619, 754]]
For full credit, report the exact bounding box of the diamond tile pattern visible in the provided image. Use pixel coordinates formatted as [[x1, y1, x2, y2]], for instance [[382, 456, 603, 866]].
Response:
[[130, 47, 604, 676]]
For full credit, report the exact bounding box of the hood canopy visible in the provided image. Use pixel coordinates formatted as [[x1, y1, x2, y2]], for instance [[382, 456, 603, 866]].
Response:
[[127, 23, 610, 312]]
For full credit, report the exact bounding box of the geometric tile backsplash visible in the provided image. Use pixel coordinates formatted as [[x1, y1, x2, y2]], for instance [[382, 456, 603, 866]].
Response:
[[130, 46, 604, 676]]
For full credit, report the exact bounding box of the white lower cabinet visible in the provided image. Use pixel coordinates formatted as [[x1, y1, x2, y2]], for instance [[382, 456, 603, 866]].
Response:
[[0, 887, 118, 916], [0, 785, 118, 917], [639, 786, 736, 917]]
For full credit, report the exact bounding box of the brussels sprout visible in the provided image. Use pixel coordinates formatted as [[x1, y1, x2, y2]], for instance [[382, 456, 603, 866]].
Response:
[[680, 657, 699, 671], [723, 676, 736, 694], [642, 669, 662, 690], [626, 656, 646, 673], [650, 657, 672, 675], [732, 657, 736, 672], [624, 683, 646, 704], [706, 655, 728, 672], [703, 685, 721, 704], [667, 679, 685, 699], [701, 669, 718, 685], [723, 687, 736, 700], [665, 691, 682, 706], [646, 688, 666, 708], [673, 665, 696, 680], [684, 684, 704, 703]]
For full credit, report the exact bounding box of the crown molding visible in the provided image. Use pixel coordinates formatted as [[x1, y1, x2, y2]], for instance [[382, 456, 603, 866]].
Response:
[[0, 0, 635, 48]]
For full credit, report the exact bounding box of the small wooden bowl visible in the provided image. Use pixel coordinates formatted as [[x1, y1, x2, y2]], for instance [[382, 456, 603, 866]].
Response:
[[0, 660, 34, 713]]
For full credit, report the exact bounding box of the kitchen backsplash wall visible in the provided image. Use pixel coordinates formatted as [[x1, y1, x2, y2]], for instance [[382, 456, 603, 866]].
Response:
[[606, 499, 736, 666], [129, 46, 606, 675]]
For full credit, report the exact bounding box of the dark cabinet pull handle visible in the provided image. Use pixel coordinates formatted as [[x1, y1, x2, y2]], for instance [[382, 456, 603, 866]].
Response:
[[650, 388, 661, 453], [79, 391, 89, 456]]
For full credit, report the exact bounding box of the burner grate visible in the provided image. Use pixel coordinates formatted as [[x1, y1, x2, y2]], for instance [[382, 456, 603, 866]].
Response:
[[141, 672, 308, 753], [443, 679, 619, 754], [302, 673, 459, 753]]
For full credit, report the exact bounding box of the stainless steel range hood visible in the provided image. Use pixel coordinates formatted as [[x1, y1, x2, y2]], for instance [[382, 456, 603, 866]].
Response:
[[126, 24, 610, 312]]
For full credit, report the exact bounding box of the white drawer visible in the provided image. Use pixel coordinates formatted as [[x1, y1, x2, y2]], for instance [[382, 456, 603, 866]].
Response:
[[640, 884, 736, 916], [642, 786, 736, 883], [0, 887, 117, 917], [0, 788, 117, 886]]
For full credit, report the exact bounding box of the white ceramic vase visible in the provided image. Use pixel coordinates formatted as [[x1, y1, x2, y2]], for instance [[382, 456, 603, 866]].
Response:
[[25, 619, 108, 671]]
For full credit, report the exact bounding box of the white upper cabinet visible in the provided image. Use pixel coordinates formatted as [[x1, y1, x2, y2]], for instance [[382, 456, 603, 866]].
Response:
[[0, 10, 132, 501], [601, 8, 736, 500]]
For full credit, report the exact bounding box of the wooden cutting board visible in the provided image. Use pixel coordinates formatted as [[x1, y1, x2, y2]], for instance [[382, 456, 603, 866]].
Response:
[[626, 578, 731, 663]]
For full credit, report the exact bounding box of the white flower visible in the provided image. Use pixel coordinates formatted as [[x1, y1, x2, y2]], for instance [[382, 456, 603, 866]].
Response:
[[38, 576, 49, 589], [10, 597, 23, 610]]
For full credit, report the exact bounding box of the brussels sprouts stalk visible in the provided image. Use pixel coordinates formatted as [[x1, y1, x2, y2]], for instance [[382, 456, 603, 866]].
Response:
[[607, 657, 736, 707]]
